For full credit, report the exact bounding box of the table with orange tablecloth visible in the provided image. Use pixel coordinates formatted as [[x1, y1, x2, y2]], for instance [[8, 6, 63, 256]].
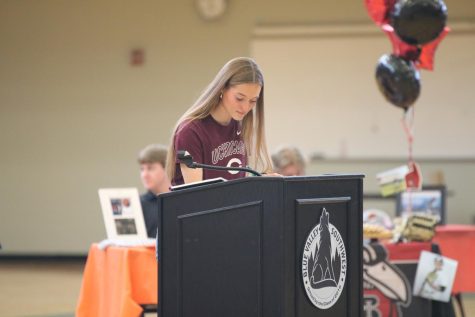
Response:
[[76, 243, 158, 317], [433, 225, 475, 294]]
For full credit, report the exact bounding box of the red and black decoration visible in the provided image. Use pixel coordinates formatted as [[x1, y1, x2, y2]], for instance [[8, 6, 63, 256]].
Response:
[[382, 24, 450, 72], [365, 0, 449, 110], [366, 0, 449, 193], [375, 54, 421, 112]]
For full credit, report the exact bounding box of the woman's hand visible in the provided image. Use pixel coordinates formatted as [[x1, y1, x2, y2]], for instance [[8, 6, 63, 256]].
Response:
[[180, 164, 203, 183], [262, 172, 282, 177]]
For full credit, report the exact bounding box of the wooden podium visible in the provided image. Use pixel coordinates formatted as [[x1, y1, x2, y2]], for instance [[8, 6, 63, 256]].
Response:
[[157, 175, 364, 317]]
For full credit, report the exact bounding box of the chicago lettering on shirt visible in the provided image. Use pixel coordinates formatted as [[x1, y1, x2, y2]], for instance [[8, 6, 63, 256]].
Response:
[[211, 140, 245, 165]]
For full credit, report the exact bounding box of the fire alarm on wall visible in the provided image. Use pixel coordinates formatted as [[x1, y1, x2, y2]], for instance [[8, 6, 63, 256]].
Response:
[[130, 49, 145, 66]]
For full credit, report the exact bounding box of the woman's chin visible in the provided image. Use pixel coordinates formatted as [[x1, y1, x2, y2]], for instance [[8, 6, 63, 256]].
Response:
[[233, 113, 246, 121]]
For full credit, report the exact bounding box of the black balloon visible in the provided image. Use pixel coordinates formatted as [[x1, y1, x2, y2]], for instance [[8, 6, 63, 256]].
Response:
[[391, 0, 447, 45], [375, 54, 421, 110]]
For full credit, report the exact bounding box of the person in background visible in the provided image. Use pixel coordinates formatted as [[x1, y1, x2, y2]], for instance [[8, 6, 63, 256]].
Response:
[[166, 57, 275, 185], [138, 144, 171, 238], [271, 145, 306, 176]]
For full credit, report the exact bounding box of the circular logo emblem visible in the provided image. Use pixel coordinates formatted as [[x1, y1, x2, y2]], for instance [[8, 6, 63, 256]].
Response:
[[301, 209, 347, 309], [226, 158, 242, 175]]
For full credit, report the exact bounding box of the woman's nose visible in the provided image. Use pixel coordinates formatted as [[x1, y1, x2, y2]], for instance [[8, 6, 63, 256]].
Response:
[[244, 101, 253, 112]]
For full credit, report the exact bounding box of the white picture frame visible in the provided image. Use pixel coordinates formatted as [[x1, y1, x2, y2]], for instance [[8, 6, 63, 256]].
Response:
[[413, 250, 458, 302], [98, 188, 148, 242]]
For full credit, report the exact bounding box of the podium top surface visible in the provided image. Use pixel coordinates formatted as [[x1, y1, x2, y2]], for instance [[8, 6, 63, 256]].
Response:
[[160, 173, 364, 197]]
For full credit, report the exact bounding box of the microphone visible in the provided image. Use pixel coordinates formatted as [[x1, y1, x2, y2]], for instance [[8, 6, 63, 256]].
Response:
[[177, 150, 261, 176]]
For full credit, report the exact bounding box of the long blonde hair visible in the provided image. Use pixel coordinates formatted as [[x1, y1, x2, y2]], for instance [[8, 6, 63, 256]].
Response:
[[166, 57, 273, 180]]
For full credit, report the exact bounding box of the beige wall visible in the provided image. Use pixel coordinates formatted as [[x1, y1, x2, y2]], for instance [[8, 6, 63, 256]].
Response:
[[0, 0, 474, 254]]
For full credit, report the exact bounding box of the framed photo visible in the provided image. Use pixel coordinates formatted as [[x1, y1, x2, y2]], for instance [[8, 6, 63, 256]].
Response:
[[396, 185, 447, 224], [413, 251, 458, 302], [98, 188, 148, 241]]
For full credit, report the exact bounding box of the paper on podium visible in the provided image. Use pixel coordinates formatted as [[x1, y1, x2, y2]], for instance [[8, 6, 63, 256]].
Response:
[[170, 177, 226, 191], [97, 238, 156, 250]]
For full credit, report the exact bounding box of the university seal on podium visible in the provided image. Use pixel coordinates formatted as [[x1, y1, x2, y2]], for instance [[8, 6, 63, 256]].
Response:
[[301, 208, 347, 309]]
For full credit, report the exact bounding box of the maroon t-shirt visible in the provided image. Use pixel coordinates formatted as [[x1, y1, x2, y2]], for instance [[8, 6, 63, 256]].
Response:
[[172, 115, 247, 185]]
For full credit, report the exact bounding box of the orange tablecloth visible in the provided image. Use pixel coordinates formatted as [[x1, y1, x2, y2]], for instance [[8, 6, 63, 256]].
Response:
[[433, 225, 475, 294], [76, 243, 158, 317]]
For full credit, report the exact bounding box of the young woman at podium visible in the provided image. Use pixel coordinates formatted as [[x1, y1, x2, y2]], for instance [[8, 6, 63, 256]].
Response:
[[166, 57, 274, 186]]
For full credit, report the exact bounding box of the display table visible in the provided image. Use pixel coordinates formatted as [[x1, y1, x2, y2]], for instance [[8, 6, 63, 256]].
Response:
[[364, 241, 432, 317], [76, 243, 158, 317], [433, 225, 475, 317], [363, 241, 455, 317], [434, 225, 475, 294], [74, 226, 471, 317]]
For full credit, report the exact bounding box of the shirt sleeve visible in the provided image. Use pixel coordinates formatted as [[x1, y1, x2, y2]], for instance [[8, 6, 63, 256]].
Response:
[[174, 121, 204, 164]]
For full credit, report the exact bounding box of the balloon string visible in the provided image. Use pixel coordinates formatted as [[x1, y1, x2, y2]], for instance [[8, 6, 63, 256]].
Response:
[[401, 107, 415, 216], [401, 107, 415, 164]]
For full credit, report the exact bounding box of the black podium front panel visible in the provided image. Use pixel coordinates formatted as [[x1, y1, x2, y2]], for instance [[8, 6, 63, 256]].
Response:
[[178, 201, 264, 317], [158, 175, 363, 317], [160, 178, 283, 317]]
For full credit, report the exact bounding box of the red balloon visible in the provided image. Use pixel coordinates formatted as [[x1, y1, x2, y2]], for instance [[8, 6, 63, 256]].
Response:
[[365, 0, 397, 25], [383, 24, 419, 59], [382, 24, 450, 70], [418, 27, 450, 71]]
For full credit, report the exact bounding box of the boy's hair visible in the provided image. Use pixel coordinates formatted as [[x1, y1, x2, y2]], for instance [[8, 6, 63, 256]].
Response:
[[138, 144, 168, 167]]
